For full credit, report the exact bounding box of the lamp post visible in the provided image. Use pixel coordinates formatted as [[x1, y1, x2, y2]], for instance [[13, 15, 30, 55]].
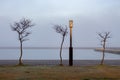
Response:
[[69, 20, 73, 66]]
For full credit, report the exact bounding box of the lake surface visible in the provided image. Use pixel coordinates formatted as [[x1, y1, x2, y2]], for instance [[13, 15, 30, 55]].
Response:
[[0, 49, 119, 60]]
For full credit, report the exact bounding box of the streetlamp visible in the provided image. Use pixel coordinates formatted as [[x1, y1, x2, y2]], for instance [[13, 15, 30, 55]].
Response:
[[69, 20, 73, 66]]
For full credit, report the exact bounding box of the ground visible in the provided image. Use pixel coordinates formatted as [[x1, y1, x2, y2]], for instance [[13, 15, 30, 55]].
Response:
[[0, 65, 119, 80]]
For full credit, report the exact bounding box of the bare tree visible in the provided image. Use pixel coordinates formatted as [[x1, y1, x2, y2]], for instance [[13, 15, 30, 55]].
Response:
[[11, 18, 34, 65], [53, 25, 68, 65], [98, 32, 111, 65]]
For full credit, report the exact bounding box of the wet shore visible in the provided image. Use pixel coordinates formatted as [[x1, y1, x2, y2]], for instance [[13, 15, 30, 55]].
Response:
[[0, 60, 119, 66]]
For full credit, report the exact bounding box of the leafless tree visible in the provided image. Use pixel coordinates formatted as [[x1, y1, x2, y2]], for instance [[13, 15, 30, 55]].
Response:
[[11, 18, 34, 65], [98, 32, 111, 65], [53, 25, 68, 65]]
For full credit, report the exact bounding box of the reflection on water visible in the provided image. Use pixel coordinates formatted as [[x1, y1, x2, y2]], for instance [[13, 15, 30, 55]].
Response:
[[0, 49, 119, 60]]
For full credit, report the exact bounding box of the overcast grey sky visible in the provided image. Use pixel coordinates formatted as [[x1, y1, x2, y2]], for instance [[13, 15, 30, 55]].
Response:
[[0, 0, 120, 47]]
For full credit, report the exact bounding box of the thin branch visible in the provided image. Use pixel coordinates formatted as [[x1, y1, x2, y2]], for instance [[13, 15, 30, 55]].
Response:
[[53, 25, 68, 36]]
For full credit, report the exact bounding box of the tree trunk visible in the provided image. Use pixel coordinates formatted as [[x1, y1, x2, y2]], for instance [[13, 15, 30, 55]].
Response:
[[59, 36, 65, 65], [19, 40, 23, 65], [101, 41, 105, 65]]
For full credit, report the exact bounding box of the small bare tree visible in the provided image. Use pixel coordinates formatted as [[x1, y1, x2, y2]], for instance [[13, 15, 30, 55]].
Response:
[[53, 25, 68, 65], [98, 32, 111, 65], [11, 18, 34, 65]]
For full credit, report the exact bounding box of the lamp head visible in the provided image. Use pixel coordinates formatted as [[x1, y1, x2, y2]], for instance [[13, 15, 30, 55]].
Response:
[[69, 20, 73, 28]]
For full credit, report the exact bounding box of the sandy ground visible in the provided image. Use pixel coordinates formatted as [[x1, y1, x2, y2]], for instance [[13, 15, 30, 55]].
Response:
[[0, 60, 119, 66]]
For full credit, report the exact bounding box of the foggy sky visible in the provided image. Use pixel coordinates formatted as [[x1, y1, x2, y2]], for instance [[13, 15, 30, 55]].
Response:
[[0, 0, 120, 47]]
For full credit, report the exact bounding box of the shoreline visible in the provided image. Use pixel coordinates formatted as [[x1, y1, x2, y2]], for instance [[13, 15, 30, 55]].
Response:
[[0, 60, 119, 66]]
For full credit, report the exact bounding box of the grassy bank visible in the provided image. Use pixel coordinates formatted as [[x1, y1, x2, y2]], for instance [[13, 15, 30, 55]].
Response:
[[0, 65, 119, 80]]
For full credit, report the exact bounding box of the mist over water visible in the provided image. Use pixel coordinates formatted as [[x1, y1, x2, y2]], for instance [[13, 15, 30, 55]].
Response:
[[0, 49, 119, 60]]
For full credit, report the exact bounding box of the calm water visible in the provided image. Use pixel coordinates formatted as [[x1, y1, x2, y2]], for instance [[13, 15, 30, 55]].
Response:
[[0, 49, 119, 60]]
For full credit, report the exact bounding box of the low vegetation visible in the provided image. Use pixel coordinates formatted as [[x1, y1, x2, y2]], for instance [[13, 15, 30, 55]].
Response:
[[0, 65, 119, 80]]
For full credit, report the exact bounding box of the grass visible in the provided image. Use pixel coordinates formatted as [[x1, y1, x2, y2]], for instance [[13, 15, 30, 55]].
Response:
[[0, 65, 119, 80]]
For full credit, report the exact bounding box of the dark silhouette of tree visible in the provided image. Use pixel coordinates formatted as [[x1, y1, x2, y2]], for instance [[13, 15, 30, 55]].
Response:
[[53, 25, 68, 65], [11, 18, 34, 65], [98, 32, 111, 65]]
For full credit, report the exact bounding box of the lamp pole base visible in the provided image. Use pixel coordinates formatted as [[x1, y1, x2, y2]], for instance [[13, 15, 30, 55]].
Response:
[[69, 47, 73, 66]]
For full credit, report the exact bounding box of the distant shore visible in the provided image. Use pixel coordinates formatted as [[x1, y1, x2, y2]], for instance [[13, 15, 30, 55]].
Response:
[[0, 60, 119, 66], [94, 48, 120, 54]]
